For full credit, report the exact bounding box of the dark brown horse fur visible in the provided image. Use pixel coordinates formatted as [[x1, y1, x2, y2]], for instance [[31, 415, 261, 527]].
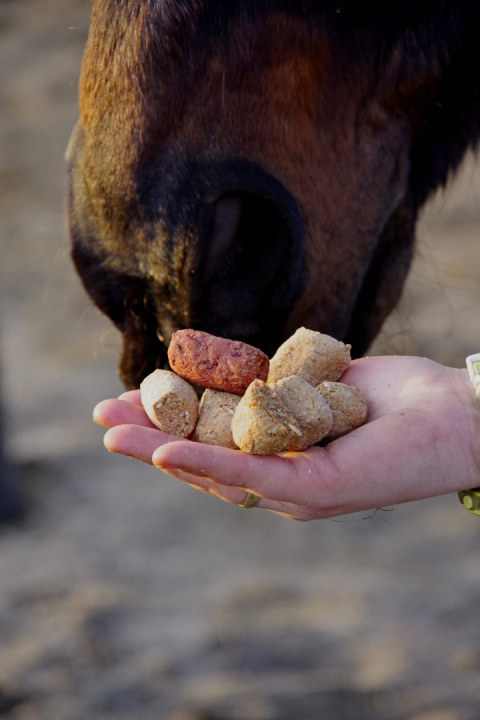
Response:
[[67, 1, 480, 389]]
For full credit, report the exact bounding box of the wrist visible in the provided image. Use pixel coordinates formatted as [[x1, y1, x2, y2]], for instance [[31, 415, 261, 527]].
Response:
[[449, 366, 480, 492]]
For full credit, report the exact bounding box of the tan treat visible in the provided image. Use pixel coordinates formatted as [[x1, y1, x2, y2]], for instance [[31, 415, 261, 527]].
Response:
[[231, 380, 302, 455], [190, 389, 240, 449], [273, 376, 333, 451], [168, 329, 269, 395], [268, 327, 351, 386], [140, 369, 198, 437], [316, 381, 368, 440]]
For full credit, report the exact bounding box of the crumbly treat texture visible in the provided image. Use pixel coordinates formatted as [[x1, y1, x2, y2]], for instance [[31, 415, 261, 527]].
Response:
[[268, 327, 351, 386], [190, 389, 240, 449], [168, 329, 269, 395], [139, 329, 368, 456], [316, 381, 368, 440], [140, 369, 199, 437], [231, 380, 303, 455], [273, 376, 333, 451]]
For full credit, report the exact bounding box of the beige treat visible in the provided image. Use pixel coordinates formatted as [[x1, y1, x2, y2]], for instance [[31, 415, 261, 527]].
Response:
[[231, 380, 302, 455], [273, 376, 333, 451], [140, 369, 198, 437], [316, 381, 368, 441], [190, 389, 240, 449], [268, 327, 351, 385]]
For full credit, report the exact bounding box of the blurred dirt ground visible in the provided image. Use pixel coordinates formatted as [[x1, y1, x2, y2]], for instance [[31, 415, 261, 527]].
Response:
[[1, 2, 480, 719]]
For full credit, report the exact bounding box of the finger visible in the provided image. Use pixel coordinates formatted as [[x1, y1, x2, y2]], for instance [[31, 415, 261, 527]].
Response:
[[161, 465, 252, 505], [159, 464, 304, 518], [151, 427, 392, 513], [104, 424, 171, 464], [117, 390, 143, 406], [93, 398, 156, 429], [152, 440, 313, 503], [151, 410, 446, 515], [104, 425, 321, 519], [102, 423, 262, 505]]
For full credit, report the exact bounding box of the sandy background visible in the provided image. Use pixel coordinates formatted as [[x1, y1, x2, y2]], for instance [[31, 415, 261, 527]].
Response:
[[1, 1, 480, 719]]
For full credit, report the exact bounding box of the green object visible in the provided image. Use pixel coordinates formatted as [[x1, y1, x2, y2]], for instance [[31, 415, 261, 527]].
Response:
[[458, 488, 480, 516], [240, 492, 260, 509]]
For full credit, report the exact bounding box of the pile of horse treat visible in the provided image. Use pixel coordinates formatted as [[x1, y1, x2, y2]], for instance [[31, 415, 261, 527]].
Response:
[[140, 328, 368, 455]]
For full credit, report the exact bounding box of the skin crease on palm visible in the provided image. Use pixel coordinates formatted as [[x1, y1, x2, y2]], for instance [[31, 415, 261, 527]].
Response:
[[93, 355, 480, 520]]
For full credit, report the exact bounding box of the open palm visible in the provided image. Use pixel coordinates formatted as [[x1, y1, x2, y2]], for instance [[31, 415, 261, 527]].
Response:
[[93, 356, 479, 520]]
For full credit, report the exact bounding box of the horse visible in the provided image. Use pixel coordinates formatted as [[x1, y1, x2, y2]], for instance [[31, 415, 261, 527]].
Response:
[[67, 1, 480, 390]]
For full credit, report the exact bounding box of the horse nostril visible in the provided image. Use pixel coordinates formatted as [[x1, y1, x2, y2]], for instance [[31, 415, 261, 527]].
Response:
[[203, 191, 296, 291], [204, 194, 243, 286], [124, 296, 143, 321], [191, 187, 305, 349], [143, 294, 156, 314]]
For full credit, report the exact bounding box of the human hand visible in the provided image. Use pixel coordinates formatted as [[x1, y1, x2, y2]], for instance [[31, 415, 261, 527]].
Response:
[[93, 356, 480, 520]]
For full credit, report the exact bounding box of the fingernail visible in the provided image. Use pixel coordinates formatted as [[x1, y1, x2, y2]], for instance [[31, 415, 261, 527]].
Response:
[[152, 455, 173, 470], [153, 459, 169, 469], [93, 408, 107, 427]]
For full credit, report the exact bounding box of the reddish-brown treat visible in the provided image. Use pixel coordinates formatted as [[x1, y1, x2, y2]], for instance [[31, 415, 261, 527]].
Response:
[[168, 330, 269, 395]]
